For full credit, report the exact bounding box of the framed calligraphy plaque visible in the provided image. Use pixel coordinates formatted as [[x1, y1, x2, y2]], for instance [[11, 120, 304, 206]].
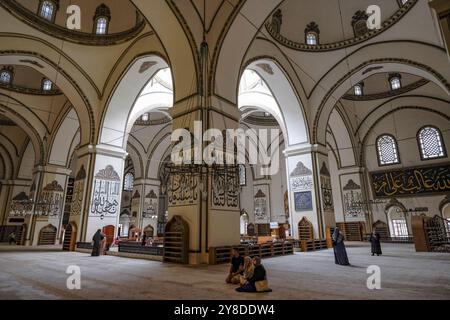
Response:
[[294, 191, 313, 211], [370, 163, 450, 198]]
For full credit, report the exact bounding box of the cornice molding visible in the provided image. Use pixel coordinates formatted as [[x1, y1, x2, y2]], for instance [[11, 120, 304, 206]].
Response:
[[0, 0, 146, 46], [342, 78, 429, 101], [0, 82, 62, 96], [265, 0, 418, 52], [242, 115, 279, 127]]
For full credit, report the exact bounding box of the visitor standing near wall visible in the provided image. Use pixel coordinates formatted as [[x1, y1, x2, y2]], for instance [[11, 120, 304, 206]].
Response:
[[370, 230, 382, 256], [91, 229, 105, 256], [332, 227, 350, 266]]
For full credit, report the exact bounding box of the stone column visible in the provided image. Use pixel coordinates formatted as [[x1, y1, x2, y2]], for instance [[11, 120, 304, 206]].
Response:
[[30, 165, 71, 245], [168, 96, 241, 264], [81, 144, 127, 242], [1, 179, 31, 238], [284, 144, 325, 239], [313, 146, 336, 231], [337, 166, 369, 227]]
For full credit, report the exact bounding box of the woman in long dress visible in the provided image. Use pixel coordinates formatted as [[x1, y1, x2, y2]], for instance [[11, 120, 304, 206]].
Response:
[[332, 227, 350, 266], [370, 230, 382, 256], [91, 229, 105, 256]]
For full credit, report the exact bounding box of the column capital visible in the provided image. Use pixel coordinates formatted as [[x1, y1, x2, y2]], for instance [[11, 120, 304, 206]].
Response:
[[283, 143, 327, 157], [134, 178, 160, 186], [93, 144, 128, 159], [0, 179, 31, 186]]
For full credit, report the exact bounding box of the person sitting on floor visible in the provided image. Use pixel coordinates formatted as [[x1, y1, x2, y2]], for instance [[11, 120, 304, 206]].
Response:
[[8, 232, 16, 245], [226, 248, 244, 284], [236, 257, 272, 293], [239, 256, 255, 286]]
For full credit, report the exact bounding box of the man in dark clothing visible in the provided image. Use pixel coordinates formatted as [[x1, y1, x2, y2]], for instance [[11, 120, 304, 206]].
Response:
[[226, 248, 244, 284], [91, 229, 105, 256], [370, 230, 382, 256]]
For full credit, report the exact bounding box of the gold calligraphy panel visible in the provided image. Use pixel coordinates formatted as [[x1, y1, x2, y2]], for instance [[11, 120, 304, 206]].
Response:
[[370, 164, 450, 198]]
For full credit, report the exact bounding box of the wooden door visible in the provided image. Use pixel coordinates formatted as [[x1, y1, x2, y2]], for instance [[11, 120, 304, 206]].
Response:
[[102, 225, 115, 248]]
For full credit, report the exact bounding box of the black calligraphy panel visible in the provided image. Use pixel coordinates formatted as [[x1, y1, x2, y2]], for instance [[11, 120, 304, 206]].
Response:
[[371, 164, 450, 198]]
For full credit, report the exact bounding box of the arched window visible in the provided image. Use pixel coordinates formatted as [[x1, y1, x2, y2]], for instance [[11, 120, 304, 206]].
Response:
[[389, 73, 402, 90], [418, 126, 446, 160], [387, 207, 409, 238], [376, 134, 400, 166], [351, 10, 369, 37], [239, 164, 246, 186], [93, 4, 111, 35], [39, 0, 57, 22], [95, 17, 108, 35], [0, 70, 12, 84], [354, 83, 363, 96], [304, 22, 320, 45], [42, 79, 52, 91], [306, 33, 317, 45], [123, 173, 134, 191]]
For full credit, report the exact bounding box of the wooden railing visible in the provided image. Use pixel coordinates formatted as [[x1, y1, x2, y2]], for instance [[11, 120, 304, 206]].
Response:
[[76, 242, 93, 250], [0, 225, 25, 245], [294, 239, 329, 252], [209, 241, 294, 265], [118, 242, 163, 256], [425, 215, 450, 253]]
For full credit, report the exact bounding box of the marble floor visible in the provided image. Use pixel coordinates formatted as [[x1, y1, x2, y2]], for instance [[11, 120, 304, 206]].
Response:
[[0, 242, 449, 300]]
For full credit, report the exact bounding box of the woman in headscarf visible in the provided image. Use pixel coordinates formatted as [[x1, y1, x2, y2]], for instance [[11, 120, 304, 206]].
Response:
[[239, 256, 255, 286], [91, 229, 105, 256], [332, 227, 350, 266], [370, 230, 382, 256]]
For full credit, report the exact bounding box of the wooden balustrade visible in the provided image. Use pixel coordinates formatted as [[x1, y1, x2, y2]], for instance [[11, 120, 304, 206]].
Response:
[[209, 241, 294, 265]]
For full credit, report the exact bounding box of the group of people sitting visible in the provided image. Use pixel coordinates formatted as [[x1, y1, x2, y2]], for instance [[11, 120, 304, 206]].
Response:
[[225, 248, 272, 293]]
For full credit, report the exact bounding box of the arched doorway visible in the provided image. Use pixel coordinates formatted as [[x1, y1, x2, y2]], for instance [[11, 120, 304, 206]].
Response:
[[143, 225, 154, 238], [298, 217, 313, 240], [102, 225, 115, 249], [38, 224, 57, 245], [63, 222, 77, 251], [387, 207, 409, 238], [163, 215, 189, 264], [240, 211, 249, 235], [372, 220, 389, 240], [119, 211, 130, 237]]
